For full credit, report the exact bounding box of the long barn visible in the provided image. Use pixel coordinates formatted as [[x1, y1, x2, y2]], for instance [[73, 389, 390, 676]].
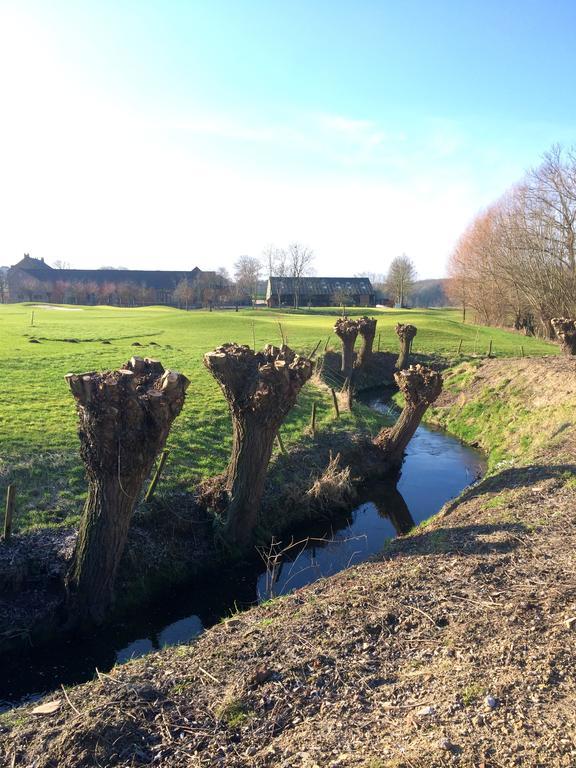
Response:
[[266, 276, 375, 307]]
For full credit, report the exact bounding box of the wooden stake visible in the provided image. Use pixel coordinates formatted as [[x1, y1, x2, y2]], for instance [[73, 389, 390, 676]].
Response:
[[278, 322, 285, 345], [487, 339, 493, 357], [323, 334, 331, 352], [520, 345, 525, 357], [457, 338, 463, 355], [30, 311, 35, 327], [310, 402, 317, 434], [144, 450, 169, 503], [4, 484, 15, 541], [331, 388, 340, 418], [276, 432, 286, 454]]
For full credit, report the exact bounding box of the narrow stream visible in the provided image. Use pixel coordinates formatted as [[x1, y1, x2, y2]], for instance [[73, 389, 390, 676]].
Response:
[[0, 391, 484, 711]]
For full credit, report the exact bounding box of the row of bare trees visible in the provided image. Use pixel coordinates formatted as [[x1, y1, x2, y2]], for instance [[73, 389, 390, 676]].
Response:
[[447, 144, 576, 337], [63, 321, 437, 628]]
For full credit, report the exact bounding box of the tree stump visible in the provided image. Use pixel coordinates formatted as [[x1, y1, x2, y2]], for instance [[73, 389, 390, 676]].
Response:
[[356, 316, 377, 369], [551, 318, 576, 355], [204, 343, 312, 548], [373, 365, 443, 467], [65, 357, 189, 627], [334, 317, 359, 378], [395, 323, 417, 369]]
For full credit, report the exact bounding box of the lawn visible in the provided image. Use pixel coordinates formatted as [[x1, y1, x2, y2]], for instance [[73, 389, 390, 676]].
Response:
[[0, 303, 557, 531]]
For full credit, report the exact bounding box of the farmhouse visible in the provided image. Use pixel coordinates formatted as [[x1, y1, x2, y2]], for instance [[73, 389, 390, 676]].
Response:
[[266, 276, 375, 307], [5, 255, 228, 307]]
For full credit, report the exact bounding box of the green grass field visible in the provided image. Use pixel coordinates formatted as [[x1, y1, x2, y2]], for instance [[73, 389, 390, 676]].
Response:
[[0, 303, 557, 531]]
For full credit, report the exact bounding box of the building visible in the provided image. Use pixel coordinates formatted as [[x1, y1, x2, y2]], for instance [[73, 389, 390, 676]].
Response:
[[266, 276, 375, 308], [5, 255, 228, 307]]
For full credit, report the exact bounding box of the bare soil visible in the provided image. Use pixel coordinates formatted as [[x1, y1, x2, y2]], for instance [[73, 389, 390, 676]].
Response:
[[2, 357, 576, 767]]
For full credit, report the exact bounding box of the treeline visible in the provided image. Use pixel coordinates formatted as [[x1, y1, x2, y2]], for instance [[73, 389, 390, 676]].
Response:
[[447, 144, 576, 337]]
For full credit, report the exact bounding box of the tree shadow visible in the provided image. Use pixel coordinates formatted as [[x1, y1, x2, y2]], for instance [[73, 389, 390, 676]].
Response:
[[441, 462, 576, 513], [381, 520, 527, 559]]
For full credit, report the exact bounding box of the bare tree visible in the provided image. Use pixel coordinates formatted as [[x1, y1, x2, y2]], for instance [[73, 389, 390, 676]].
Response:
[[65, 357, 189, 626], [234, 255, 261, 307], [204, 343, 312, 547], [287, 242, 314, 308], [173, 278, 195, 310], [0, 271, 8, 303], [385, 254, 416, 307], [262, 245, 288, 305], [52, 259, 71, 269]]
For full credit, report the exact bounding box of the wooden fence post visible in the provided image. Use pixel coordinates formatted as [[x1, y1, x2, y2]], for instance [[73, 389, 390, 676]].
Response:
[[457, 338, 463, 355], [487, 340, 493, 357], [310, 402, 317, 435], [331, 388, 340, 418], [144, 450, 169, 503], [4, 484, 15, 541], [520, 345, 525, 357]]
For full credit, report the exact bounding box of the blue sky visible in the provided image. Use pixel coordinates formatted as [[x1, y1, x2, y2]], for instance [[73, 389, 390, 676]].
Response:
[[1, 0, 575, 277]]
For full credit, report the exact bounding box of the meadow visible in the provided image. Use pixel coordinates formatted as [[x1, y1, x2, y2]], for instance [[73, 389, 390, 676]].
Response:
[[0, 303, 556, 531]]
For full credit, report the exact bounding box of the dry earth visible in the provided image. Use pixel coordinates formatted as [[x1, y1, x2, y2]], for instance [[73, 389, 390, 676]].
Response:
[[2, 357, 576, 767]]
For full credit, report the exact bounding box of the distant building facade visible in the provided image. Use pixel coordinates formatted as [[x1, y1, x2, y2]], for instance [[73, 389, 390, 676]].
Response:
[[5, 255, 228, 307], [266, 276, 375, 308]]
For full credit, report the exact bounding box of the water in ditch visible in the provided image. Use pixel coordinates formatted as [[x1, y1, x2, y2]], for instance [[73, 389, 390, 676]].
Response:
[[0, 390, 484, 710]]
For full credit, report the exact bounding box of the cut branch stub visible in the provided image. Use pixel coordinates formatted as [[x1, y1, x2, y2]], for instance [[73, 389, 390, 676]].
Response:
[[356, 316, 377, 369], [334, 317, 359, 377], [551, 317, 576, 356], [373, 364, 443, 466], [65, 357, 189, 627], [204, 343, 312, 548], [395, 323, 417, 369]]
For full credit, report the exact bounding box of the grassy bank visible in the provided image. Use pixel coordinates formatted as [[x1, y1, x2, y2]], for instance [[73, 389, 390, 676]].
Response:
[[0, 303, 556, 530], [2, 357, 574, 767]]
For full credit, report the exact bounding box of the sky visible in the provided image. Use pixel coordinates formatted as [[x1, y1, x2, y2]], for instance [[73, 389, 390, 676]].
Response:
[[1, 1, 576, 279]]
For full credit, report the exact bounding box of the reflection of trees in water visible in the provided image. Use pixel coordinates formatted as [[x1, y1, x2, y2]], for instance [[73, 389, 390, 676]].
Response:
[[358, 480, 415, 535]]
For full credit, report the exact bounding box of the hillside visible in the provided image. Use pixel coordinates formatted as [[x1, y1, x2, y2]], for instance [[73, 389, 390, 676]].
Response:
[[2, 356, 575, 767]]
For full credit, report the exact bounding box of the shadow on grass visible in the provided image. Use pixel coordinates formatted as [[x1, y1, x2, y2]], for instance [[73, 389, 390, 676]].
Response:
[[382, 521, 527, 559], [442, 463, 576, 513]]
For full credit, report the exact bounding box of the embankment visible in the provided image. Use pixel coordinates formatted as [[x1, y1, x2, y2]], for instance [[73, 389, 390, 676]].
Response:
[[2, 356, 576, 767]]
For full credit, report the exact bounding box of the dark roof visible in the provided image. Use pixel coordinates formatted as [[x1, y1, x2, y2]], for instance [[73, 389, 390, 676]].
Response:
[[13, 255, 54, 272], [8, 258, 224, 290], [267, 276, 373, 298]]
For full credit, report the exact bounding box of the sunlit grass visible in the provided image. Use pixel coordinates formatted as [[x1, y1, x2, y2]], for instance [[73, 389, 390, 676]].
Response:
[[0, 303, 557, 530]]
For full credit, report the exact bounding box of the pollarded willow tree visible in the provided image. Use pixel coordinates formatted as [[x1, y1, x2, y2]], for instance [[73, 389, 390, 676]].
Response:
[[395, 323, 417, 369], [356, 316, 377, 369], [551, 317, 576, 355], [204, 343, 312, 547], [373, 365, 443, 466], [334, 317, 359, 378], [65, 357, 189, 626]]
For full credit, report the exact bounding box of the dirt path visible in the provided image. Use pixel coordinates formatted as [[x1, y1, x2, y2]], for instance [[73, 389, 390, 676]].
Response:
[[2, 358, 575, 767]]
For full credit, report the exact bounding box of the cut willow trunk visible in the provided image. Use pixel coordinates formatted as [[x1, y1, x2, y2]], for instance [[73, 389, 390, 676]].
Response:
[[373, 365, 443, 467], [204, 343, 312, 548], [551, 317, 576, 355], [395, 323, 417, 369], [334, 317, 359, 378], [356, 316, 377, 369], [65, 357, 189, 627]]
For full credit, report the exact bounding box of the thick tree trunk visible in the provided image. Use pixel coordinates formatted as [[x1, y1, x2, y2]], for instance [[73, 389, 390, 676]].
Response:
[[334, 317, 359, 377], [395, 323, 417, 369], [204, 343, 312, 548], [374, 365, 443, 467], [356, 316, 377, 369], [551, 317, 576, 355], [65, 357, 189, 627]]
